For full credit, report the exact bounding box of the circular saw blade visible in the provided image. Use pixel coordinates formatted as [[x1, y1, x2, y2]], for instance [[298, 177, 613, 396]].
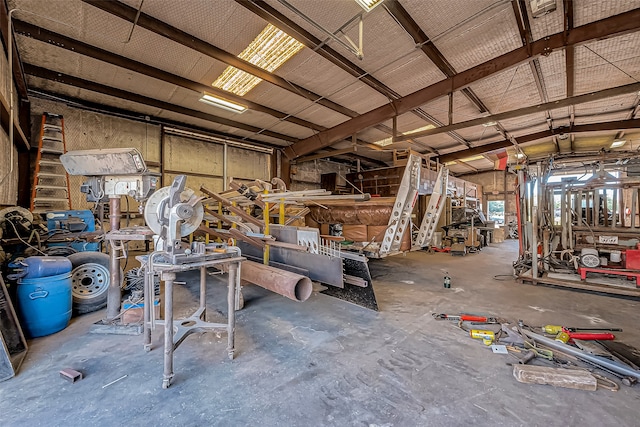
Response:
[[144, 186, 204, 237], [0, 206, 33, 223]]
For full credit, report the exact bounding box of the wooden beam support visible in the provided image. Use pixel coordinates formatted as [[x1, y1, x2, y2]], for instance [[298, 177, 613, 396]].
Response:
[[81, 0, 358, 119], [29, 88, 277, 150], [295, 147, 357, 164], [438, 118, 640, 163], [14, 20, 328, 133], [564, 0, 575, 98], [395, 81, 640, 141], [384, 0, 489, 113], [284, 8, 640, 159], [24, 63, 296, 142], [234, 0, 452, 151]]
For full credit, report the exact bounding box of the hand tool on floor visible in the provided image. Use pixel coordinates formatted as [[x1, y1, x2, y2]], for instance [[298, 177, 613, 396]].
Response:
[[470, 329, 495, 345], [542, 325, 622, 334], [568, 332, 616, 341], [524, 341, 554, 360], [432, 313, 497, 323]]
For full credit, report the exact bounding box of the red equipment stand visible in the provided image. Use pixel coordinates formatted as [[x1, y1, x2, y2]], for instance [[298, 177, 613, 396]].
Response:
[[578, 267, 640, 287]]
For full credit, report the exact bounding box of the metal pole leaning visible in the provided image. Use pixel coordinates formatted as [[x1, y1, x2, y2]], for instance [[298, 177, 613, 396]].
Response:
[[227, 262, 237, 360], [162, 272, 175, 389]]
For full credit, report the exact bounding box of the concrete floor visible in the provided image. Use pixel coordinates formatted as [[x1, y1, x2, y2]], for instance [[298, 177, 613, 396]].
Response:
[[1, 240, 639, 426]]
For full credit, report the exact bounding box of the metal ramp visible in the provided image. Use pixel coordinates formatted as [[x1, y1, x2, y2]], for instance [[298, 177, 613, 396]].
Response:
[[379, 154, 422, 256], [413, 166, 449, 249]]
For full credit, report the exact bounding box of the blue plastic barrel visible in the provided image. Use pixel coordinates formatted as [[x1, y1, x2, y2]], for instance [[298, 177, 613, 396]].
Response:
[[15, 256, 72, 279], [17, 272, 72, 338]]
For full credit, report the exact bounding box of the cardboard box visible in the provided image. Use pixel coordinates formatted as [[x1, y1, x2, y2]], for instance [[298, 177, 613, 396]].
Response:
[[367, 225, 388, 242], [320, 223, 330, 235], [342, 224, 367, 241], [399, 229, 411, 251], [368, 225, 411, 251], [493, 227, 505, 243], [121, 299, 159, 325]]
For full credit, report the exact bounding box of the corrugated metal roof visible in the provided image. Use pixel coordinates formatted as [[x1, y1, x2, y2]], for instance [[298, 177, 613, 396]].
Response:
[[8, 0, 640, 173]]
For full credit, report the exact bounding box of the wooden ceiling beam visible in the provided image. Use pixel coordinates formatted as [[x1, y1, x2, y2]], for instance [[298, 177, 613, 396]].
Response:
[[438, 118, 640, 163], [284, 7, 640, 159], [81, 0, 358, 119], [398, 81, 640, 140], [564, 0, 575, 98], [24, 63, 298, 142], [384, 0, 489, 114], [28, 89, 279, 149], [13, 20, 327, 132], [233, 0, 448, 150], [82, 0, 425, 153]]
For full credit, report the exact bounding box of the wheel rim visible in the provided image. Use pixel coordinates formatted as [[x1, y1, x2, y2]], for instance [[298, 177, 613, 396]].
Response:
[[71, 262, 110, 300]]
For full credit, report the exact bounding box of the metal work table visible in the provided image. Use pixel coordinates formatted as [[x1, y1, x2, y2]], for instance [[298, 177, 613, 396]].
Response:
[[137, 253, 244, 389]]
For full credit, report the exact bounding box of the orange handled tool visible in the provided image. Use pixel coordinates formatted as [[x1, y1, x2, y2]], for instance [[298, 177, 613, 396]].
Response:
[[432, 313, 497, 323], [567, 332, 615, 341]]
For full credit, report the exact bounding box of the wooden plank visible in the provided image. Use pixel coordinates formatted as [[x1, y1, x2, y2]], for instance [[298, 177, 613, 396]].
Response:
[[513, 365, 597, 391], [201, 186, 263, 227]]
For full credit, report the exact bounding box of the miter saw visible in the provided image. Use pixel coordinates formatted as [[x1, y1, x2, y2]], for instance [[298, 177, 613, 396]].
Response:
[[144, 175, 231, 264]]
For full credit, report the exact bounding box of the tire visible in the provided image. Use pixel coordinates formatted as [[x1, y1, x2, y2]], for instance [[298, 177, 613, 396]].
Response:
[[67, 252, 120, 315]]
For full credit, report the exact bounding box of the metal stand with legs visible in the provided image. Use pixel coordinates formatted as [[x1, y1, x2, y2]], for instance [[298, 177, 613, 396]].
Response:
[[139, 255, 243, 389]]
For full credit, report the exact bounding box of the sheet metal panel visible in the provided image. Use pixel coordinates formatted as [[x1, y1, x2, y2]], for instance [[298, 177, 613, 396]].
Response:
[[574, 0, 640, 26], [373, 51, 446, 97], [133, 0, 265, 55], [237, 242, 344, 288], [537, 50, 567, 102], [574, 33, 640, 95], [467, 64, 542, 113], [427, 1, 522, 72]]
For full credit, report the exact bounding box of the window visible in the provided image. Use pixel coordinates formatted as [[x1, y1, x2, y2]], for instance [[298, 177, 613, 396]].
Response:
[[487, 200, 505, 225]]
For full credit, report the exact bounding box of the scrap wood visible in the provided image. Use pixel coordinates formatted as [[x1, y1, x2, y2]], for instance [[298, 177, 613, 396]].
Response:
[[320, 234, 345, 242], [199, 225, 309, 252], [201, 186, 263, 227], [228, 181, 265, 209], [198, 225, 226, 238], [203, 208, 257, 232], [513, 364, 597, 391], [228, 228, 266, 248]]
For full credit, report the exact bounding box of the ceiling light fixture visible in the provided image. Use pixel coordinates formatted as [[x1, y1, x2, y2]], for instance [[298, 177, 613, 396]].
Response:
[[515, 153, 525, 159], [212, 24, 304, 96], [199, 93, 247, 113], [459, 155, 486, 163], [611, 139, 627, 148], [482, 121, 498, 127], [374, 124, 435, 146], [373, 137, 393, 147], [354, 0, 385, 11]]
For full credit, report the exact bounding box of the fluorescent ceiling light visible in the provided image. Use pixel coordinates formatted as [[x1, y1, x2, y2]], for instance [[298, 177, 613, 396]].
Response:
[[482, 121, 498, 127], [354, 0, 385, 11], [373, 137, 393, 147], [199, 93, 247, 113], [611, 139, 626, 148], [459, 155, 485, 163], [515, 153, 525, 159], [403, 124, 436, 136], [444, 161, 457, 166], [212, 24, 304, 96], [373, 124, 435, 146]]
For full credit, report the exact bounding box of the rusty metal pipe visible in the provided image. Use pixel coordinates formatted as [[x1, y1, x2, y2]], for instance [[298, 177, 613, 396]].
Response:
[[241, 260, 312, 302], [106, 196, 122, 321]]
